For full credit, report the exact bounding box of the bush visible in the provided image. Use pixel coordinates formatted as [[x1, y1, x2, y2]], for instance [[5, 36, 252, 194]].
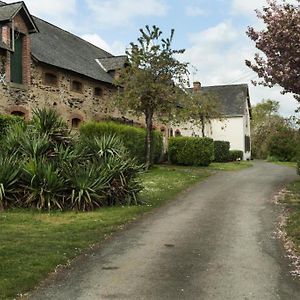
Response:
[[0, 108, 144, 212], [168, 136, 214, 166], [80, 121, 163, 163], [214, 141, 230, 162], [268, 126, 298, 161], [229, 150, 244, 161], [0, 114, 23, 138]]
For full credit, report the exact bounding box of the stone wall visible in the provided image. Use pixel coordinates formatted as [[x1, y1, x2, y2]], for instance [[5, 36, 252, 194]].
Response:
[[0, 60, 119, 125]]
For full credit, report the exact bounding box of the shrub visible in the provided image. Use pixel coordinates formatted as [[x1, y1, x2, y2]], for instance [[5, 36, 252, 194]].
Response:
[[0, 114, 23, 138], [268, 126, 298, 161], [168, 136, 214, 166], [80, 121, 163, 163], [0, 108, 144, 212], [229, 150, 244, 161], [214, 141, 230, 162]]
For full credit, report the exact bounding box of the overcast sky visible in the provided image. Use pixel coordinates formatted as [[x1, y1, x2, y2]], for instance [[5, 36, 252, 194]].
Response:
[[7, 0, 299, 116]]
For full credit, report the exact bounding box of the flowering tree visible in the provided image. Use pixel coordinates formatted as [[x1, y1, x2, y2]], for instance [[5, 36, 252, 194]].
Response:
[[246, 0, 300, 100]]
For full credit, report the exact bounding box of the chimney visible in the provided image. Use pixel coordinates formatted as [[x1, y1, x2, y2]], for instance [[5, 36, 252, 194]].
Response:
[[193, 81, 201, 92]]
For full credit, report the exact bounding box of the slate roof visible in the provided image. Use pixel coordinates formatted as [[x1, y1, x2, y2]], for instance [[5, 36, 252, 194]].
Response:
[[0, 1, 38, 33], [188, 83, 251, 117], [0, 1, 22, 21], [30, 17, 118, 84], [0, 1, 126, 84], [97, 56, 127, 72]]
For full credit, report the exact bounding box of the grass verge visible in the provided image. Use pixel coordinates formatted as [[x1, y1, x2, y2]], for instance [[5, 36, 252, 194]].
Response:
[[208, 161, 253, 171], [0, 165, 210, 300], [280, 180, 300, 255]]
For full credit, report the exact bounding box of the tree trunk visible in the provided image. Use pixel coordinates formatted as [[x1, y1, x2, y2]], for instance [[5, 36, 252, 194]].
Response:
[[200, 115, 205, 137], [145, 109, 153, 170]]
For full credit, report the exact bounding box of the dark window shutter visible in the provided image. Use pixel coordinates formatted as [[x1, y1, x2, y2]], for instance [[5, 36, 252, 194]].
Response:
[[11, 34, 23, 84]]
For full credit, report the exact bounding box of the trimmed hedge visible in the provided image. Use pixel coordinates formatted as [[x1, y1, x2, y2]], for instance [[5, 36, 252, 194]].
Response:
[[0, 115, 24, 138], [168, 136, 214, 166], [214, 140, 230, 162], [229, 150, 244, 161], [80, 121, 163, 163]]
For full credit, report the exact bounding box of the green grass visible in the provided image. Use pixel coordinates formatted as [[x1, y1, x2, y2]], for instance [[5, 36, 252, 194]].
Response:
[[268, 161, 297, 168], [0, 165, 210, 300], [280, 180, 300, 254], [208, 161, 253, 171]]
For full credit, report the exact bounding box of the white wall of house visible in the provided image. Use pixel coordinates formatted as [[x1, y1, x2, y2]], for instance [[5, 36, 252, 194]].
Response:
[[173, 115, 251, 160]]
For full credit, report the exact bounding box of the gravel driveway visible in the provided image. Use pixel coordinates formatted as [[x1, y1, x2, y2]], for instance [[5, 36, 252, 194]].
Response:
[[29, 161, 300, 300]]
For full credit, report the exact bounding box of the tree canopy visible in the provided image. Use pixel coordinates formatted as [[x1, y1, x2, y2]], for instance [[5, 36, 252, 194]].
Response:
[[115, 25, 189, 169], [246, 0, 300, 100]]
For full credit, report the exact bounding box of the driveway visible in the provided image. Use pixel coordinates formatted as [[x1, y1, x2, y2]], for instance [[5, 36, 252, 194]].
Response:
[[29, 161, 300, 300]]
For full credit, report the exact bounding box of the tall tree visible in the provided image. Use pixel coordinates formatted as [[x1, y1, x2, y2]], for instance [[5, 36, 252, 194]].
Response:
[[246, 0, 300, 101], [115, 25, 189, 169]]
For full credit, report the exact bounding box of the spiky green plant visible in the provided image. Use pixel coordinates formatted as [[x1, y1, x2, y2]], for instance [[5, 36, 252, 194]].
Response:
[[0, 155, 21, 210], [32, 108, 70, 146], [22, 159, 66, 211], [64, 163, 110, 211]]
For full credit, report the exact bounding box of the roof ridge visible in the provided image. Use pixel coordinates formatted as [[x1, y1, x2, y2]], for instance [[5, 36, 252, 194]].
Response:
[[0, 1, 23, 7], [32, 15, 114, 58]]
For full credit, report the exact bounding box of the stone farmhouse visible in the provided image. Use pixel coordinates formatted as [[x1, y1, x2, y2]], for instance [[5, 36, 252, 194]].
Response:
[[172, 82, 252, 160], [0, 1, 128, 127], [0, 1, 251, 159]]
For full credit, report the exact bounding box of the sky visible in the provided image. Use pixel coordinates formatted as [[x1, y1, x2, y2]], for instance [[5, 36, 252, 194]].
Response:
[[7, 0, 299, 116]]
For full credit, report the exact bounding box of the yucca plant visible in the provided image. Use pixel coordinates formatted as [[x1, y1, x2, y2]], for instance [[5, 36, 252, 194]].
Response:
[[64, 163, 110, 211], [0, 155, 22, 210], [22, 159, 66, 211], [32, 108, 70, 146], [79, 134, 126, 163], [19, 132, 51, 161], [104, 156, 143, 206]]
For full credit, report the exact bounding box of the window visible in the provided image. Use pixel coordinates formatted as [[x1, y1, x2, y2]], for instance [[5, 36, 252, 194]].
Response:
[[11, 111, 25, 117], [44, 72, 58, 86], [71, 80, 83, 93], [94, 87, 103, 97], [71, 118, 81, 128]]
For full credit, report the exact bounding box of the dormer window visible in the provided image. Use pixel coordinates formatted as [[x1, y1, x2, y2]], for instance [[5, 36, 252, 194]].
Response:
[[71, 80, 83, 93], [94, 87, 103, 97], [44, 72, 58, 87]]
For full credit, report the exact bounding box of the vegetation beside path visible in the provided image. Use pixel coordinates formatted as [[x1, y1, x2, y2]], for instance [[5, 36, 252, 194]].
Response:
[[280, 181, 300, 256], [0, 165, 211, 300]]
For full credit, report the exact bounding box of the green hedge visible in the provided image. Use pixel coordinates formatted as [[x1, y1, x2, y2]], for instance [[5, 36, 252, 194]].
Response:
[[168, 136, 214, 166], [0, 115, 24, 138], [214, 140, 230, 162], [80, 121, 163, 163], [229, 150, 244, 161]]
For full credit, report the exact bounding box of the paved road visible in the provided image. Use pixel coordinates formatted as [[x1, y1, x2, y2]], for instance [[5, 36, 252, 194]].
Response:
[[30, 162, 300, 300]]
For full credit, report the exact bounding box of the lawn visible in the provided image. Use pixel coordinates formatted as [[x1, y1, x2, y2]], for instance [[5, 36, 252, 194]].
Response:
[[208, 161, 253, 171], [281, 180, 300, 255], [0, 165, 211, 300]]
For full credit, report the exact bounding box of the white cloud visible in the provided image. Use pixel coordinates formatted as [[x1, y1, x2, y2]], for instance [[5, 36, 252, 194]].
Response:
[[81, 34, 112, 53], [185, 6, 206, 17], [189, 21, 238, 45], [6, 0, 76, 17], [231, 0, 267, 16], [85, 0, 168, 27], [182, 21, 298, 116]]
